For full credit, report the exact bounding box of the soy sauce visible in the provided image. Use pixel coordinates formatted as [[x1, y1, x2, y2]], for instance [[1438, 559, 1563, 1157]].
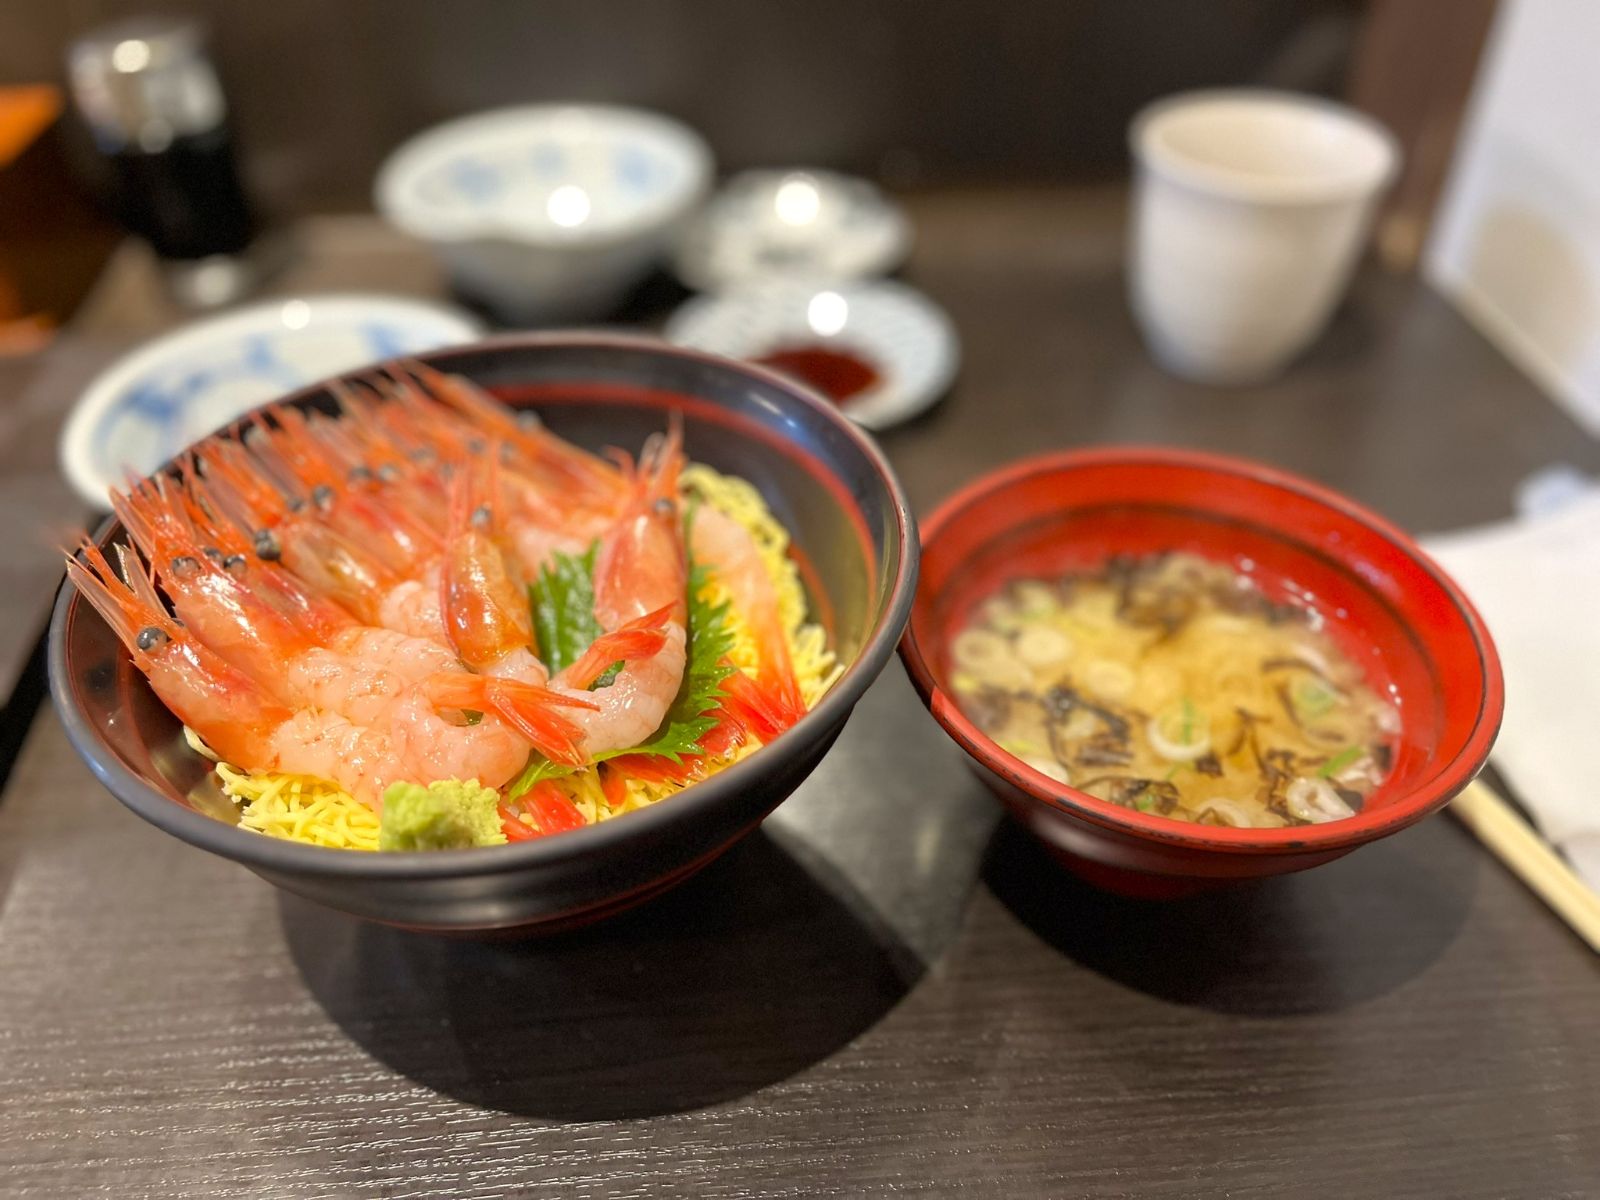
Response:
[[106, 125, 255, 260], [755, 343, 880, 405]]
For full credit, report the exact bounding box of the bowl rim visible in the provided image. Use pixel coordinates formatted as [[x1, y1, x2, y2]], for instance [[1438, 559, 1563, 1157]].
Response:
[[898, 444, 1504, 856], [48, 331, 919, 879], [1129, 87, 1401, 206], [58, 291, 484, 510], [374, 103, 714, 247]]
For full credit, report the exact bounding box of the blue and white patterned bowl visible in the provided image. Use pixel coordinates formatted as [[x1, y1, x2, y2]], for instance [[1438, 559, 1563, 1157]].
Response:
[[665, 280, 959, 431], [60, 293, 481, 509], [376, 105, 713, 323]]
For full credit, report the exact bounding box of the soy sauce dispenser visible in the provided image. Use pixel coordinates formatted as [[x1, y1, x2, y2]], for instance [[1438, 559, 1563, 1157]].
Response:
[[67, 17, 260, 306]]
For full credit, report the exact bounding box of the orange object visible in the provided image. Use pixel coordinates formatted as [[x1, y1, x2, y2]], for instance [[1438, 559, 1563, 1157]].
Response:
[[0, 84, 120, 353], [0, 85, 60, 166]]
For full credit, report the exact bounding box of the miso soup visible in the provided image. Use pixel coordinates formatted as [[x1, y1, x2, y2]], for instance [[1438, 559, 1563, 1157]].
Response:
[[949, 552, 1399, 828]]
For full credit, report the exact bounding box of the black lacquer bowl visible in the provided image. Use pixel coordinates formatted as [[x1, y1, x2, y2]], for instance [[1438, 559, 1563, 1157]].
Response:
[[48, 334, 918, 934]]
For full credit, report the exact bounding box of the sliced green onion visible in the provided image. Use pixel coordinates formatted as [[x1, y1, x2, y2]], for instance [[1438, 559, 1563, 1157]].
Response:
[[1148, 709, 1212, 762], [1293, 677, 1339, 719], [1318, 745, 1364, 778]]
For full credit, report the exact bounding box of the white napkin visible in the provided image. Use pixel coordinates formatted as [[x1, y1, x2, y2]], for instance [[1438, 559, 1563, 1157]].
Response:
[[1423, 487, 1600, 889]]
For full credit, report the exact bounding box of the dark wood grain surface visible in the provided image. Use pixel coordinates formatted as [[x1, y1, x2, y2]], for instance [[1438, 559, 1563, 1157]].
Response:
[[3, 187, 1598, 1198]]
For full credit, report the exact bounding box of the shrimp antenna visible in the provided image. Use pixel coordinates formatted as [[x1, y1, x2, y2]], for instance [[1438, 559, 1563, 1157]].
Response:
[[114, 542, 168, 613], [63, 537, 175, 655]]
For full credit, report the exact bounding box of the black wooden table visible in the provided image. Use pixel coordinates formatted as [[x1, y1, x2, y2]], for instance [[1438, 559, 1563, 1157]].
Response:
[[3, 190, 1597, 1198]]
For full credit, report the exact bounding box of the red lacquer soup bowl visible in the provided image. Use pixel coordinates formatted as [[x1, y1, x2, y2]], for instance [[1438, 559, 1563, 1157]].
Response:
[[897, 447, 1503, 897]]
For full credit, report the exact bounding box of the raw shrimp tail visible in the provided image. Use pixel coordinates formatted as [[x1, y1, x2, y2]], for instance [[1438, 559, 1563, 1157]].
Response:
[[753, 656, 807, 731], [421, 672, 597, 767], [718, 667, 805, 742], [562, 603, 675, 690], [608, 702, 752, 787]]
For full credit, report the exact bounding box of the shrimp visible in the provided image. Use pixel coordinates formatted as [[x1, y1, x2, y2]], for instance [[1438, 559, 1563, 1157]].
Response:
[[65, 540, 410, 804], [436, 450, 548, 684], [435, 453, 673, 701], [196, 433, 448, 648], [311, 389, 452, 536], [115, 481, 352, 702], [500, 495, 608, 579], [376, 566, 448, 643], [194, 415, 569, 658], [193, 435, 400, 625], [171, 469, 362, 647], [327, 368, 624, 581], [244, 405, 443, 575], [400, 361, 631, 515], [688, 504, 808, 736], [113, 480, 590, 769], [372, 370, 616, 575], [544, 429, 689, 758]]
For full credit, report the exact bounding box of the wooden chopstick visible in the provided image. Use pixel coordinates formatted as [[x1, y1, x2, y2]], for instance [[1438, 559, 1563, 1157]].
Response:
[[1451, 779, 1600, 953]]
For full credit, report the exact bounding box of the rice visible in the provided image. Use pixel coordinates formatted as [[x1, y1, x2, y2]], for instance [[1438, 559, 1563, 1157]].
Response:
[[209, 464, 841, 849]]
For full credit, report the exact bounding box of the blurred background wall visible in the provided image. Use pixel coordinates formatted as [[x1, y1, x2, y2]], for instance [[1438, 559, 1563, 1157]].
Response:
[[0, 0, 1364, 216]]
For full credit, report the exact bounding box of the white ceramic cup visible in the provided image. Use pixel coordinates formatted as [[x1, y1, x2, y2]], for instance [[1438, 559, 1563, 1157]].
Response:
[[1129, 89, 1400, 385]]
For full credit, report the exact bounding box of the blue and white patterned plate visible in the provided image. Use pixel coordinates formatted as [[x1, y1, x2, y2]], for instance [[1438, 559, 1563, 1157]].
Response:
[[664, 280, 959, 431], [60, 293, 481, 508]]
